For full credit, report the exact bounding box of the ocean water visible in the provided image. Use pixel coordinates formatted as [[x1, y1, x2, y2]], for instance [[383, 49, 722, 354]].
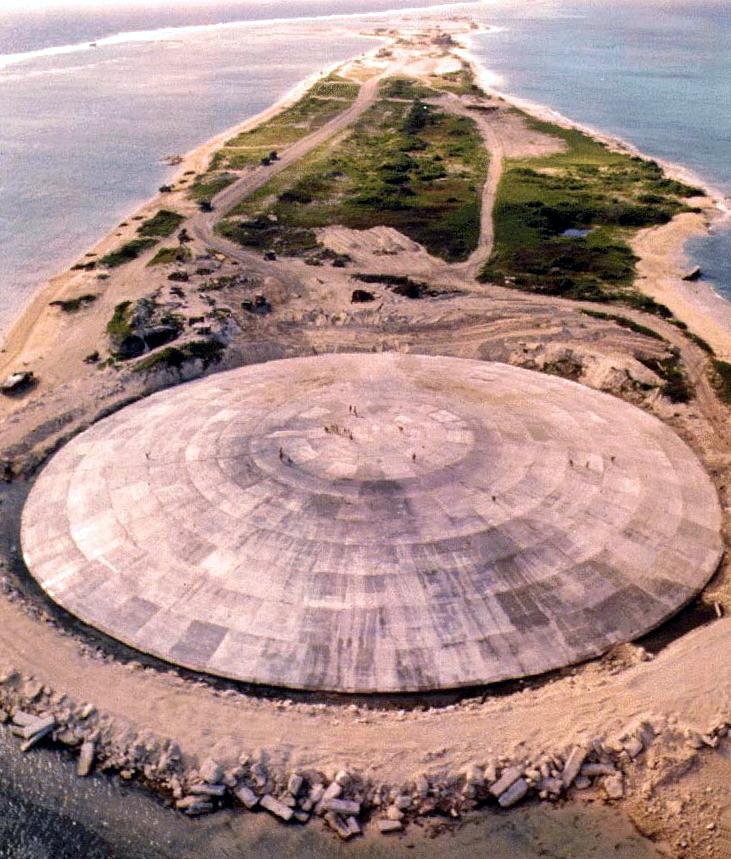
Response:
[[469, 0, 731, 300], [0, 0, 474, 337]]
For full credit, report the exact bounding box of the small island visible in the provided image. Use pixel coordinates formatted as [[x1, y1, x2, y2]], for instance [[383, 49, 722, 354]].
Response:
[[0, 20, 729, 856]]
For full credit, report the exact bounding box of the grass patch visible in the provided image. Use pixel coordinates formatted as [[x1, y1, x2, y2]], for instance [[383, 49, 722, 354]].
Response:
[[353, 273, 430, 298], [106, 301, 134, 342], [189, 172, 237, 204], [49, 294, 97, 312], [310, 74, 360, 100], [426, 63, 486, 97], [580, 309, 666, 341], [711, 359, 731, 403], [147, 245, 192, 266], [99, 239, 157, 268], [218, 97, 488, 262], [133, 338, 225, 373], [479, 114, 699, 304], [637, 351, 693, 403], [137, 209, 185, 238], [379, 77, 439, 100], [686, 331, 715, 355], [202, 75, 362, 180]]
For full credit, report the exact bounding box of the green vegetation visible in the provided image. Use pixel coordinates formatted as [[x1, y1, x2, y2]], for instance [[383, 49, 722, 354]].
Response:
[[137, 209, 185, 238], [637, 351, 692, 403], [148, 245, 192, 266], [426, 63, 485, 97], [217, 97, 488, 262], [106, 301, 134, 342], [99, 239, 157, 268], [479, 114, 701, 305], [197, 75, 361, 188], [133, 338, 225, 373], [379, 77, 438, 100], [49, 294, 97, 312], [310, 74, 360, 100], [711, 359, 731, 403], [189, 172, 237, 203], [352, 273, 434, 298], [580, 309, 666, 341]]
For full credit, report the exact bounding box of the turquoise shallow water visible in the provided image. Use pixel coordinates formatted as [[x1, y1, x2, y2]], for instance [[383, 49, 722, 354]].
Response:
[[470, 0, 731, 298]]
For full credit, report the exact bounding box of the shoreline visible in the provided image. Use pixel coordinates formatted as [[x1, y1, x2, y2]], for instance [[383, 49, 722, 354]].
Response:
[[459, 37, 731, 358], [0, 1, 481, 71], [0, 33, 383, 369]]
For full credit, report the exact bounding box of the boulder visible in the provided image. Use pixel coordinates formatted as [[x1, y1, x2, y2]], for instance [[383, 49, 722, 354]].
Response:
[[1, 371, 35, 395], [351, 289, 376, 303]]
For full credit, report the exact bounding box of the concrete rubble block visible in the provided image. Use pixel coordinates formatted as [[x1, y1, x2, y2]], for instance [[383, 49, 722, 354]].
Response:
[[323, 798, 361, 816], [346, 816, 361, 837], [623, 736, 643, 758], [498, 778, 529, 808], [324, 811, 355, 840], [308, 783, 325, 805], [604, 773, 624, 800], [17, 715, 56, 739], [378, 819, 404, 834], [176, 795, 213, 815], [287, 773, 304, 797], [234, 785, 259, 809], [20, 722, 55, 752], [199, 758, 224, 784], [260, 794, 294, 822], [190, 782, 226, 797], [465, 763, 484, 786], [581, 763, 616, 778], [562, 747, 587, 789], [489, 766, 523, 798], [315, 781, 342, 815], [386, 805, 404, 821], [414, 774, 430, 797], [537, 777, 563, 795], [12, 711, 45, 728], [293, 810, 310, 824], [77, 740, 95, 777]]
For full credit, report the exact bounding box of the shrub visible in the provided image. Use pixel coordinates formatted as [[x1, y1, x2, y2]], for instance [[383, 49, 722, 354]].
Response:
[[711, 359, 731, 403], [137, 210, 185, 238], [100, 239, 157, 268], [133, 338, 225, 373], [49, 294, 97, 312]]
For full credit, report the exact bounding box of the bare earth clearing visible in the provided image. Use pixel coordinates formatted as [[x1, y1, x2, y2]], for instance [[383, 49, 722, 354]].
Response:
[[1, 19, 730, 858]]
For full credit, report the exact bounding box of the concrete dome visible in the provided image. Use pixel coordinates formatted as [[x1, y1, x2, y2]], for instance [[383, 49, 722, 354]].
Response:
[[21, 354, 722, 692]]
